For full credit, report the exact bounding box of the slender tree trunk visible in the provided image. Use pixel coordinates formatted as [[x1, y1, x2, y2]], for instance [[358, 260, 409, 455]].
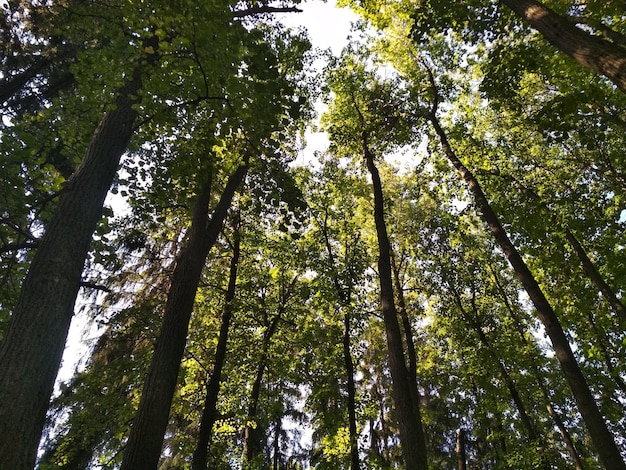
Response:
[[489, 264, 586, 470], [450, 285, 539, 442], [191, 221, 241, 470], [500, 0, 626, 93], [272, 417, 281, 470], [342, 310, 361, 470], [120, 163, 248, 470], [456, 428, 467, 470], [497, 173, 626, 323], [391, 253, 424, 435], [585, 311, 626, 395], [0, 40, 157, 467], [321, 216, 360, 469], [363, 138, 428, 469], [427, 103, 625, 468], [243, 314, 281, 464]]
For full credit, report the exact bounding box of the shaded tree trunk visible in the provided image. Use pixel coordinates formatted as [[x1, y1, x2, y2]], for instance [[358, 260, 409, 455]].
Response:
[[425, 82, 625, 468], [0, 39, 158, 468], [501, 0, 626, 93], [390, 253, 424, 436], [192, 220, 241, 470], [120, 162, 249, 470], [320, 214, 360, 470], [456, 428, 467, 470], [243, 313, 281, 464], [362, 137, 428, 468], [489, 264, 586, 470], [272, 417, 281, 470]]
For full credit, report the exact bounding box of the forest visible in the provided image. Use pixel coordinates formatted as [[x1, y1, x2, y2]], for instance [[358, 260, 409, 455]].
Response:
[[1, 0, 626, 468]]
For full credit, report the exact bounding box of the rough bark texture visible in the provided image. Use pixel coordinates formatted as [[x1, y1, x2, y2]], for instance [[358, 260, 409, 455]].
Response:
[[428, 108, 626, 469], [501, 0, 626, 93], [363, 140, 428, 469], [120, 163, 248, 470], [192, 224, 240, 470], [0, 66, 143, 469]]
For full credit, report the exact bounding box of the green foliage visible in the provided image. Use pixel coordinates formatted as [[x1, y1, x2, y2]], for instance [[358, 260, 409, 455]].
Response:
[[7, 0, 626, 467]]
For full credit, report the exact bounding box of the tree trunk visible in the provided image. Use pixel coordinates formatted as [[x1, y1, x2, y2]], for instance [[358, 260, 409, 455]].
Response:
[[191, 221, 241, 470], [428, 107, 626, 469], [243, 313, 281, 464], [489, 264, 586, 470], [501, 0, 626, 93], [272, 417, 281, 470], [391, 253, 424, 437], [342, 310, 361, 470], [320, 216, 360, 470], [0, 46, 154, 467], [456, 428, 467, 470], [120, 163, 248, 470], [363, 137, 428, 469]]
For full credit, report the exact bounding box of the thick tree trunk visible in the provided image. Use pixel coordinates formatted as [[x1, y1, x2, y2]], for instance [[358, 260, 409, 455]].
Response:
[[191, 223, 240, 470], [428, 109, 626, 469], [363, 138, 428, 469], [0, 60, 147, 468], [120, 163, 248, 470], [501, 0, 626, 93]]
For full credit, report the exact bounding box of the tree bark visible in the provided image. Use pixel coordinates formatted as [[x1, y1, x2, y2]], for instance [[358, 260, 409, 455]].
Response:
[[456, 428, 467, 470], [243, 313, 281, 464], [427, 105, 625, 468], [191, 221, 241, 470], [391, 253, 424, 433], [501, 0, 626, 93], [120, 163, 248, 470], [363, 138, 428, 469], [0, 43, 155, 467]]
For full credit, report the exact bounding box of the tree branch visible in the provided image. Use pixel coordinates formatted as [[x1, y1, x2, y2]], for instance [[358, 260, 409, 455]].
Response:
[[232, 6, 303, 18]]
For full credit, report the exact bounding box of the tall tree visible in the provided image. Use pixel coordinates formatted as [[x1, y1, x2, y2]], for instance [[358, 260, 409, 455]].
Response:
[[120, 160, 249, 469], [323, 55, 429, 468], [0, 29, 158, 468], [422, 63, 626, 469], [192, 215, 241, 470]]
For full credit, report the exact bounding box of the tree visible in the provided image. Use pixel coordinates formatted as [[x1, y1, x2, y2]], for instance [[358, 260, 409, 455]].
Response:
[[421, 65, 626, 469], [323, 54, 429, 469]]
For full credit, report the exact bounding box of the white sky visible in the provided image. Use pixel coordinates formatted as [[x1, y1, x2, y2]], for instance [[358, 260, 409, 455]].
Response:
[[279, 0, 358, 54]]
